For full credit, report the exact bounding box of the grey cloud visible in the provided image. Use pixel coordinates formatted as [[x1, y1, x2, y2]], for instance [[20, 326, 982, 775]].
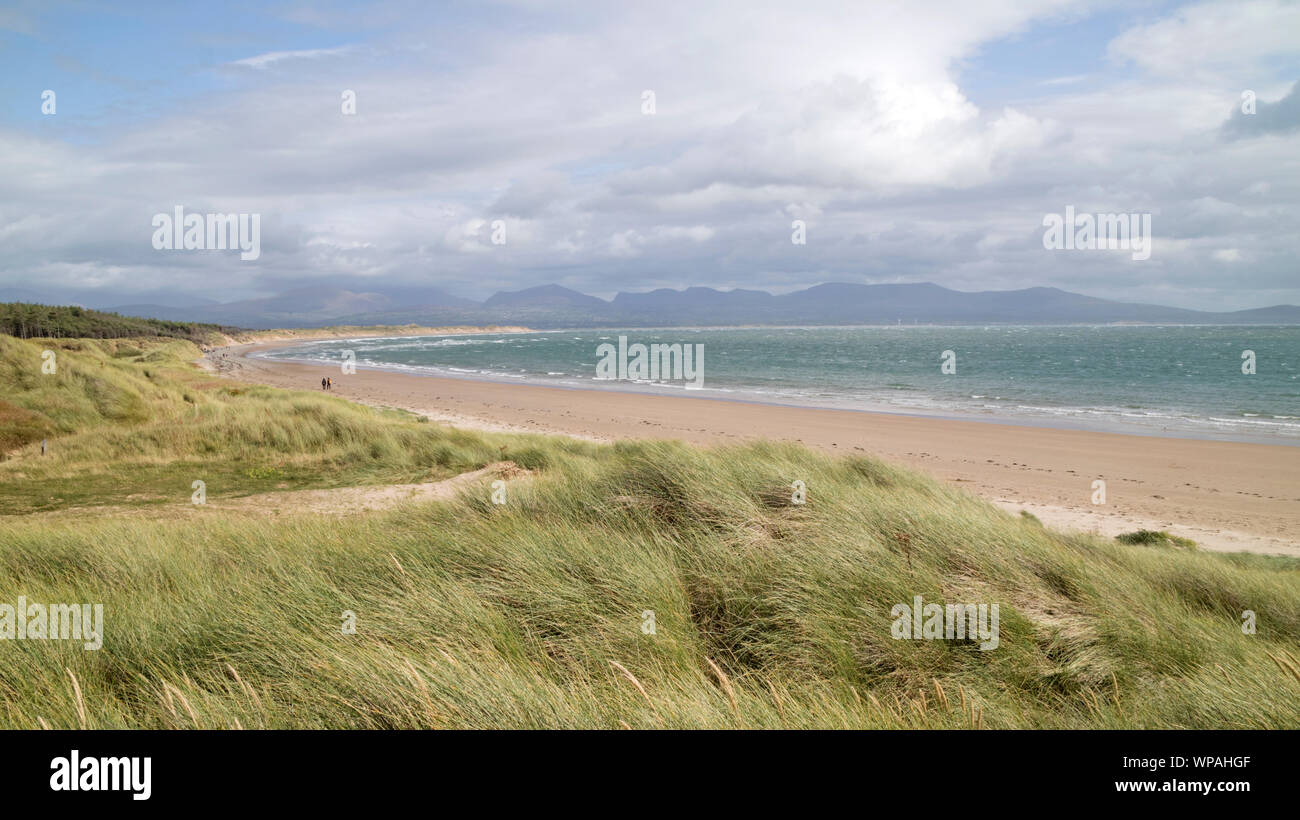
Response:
[[1223, 81, 1300, 138]]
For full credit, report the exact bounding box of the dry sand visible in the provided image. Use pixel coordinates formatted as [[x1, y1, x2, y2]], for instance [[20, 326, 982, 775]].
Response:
[[205, 340, 1300, 557]]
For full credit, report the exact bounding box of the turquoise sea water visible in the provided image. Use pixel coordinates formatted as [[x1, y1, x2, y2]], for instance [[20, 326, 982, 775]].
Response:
[[255, 326, 1300, 443]]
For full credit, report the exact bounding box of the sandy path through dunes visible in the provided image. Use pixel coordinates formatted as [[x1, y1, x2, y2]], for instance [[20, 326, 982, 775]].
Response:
[[23, 462, 527, 520]]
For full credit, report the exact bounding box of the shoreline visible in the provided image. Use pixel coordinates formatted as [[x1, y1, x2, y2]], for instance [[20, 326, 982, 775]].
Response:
[[205, 338, 1300, 557], [249, 349, 1300, 447]]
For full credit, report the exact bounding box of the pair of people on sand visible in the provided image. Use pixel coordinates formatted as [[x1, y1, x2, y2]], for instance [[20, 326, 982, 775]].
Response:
[[320, 377, 334, 390]]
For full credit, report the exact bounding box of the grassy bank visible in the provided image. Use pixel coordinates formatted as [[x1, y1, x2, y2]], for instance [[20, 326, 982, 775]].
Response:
[[0, 335, 1297, 728], [0, 335, 514, 512]]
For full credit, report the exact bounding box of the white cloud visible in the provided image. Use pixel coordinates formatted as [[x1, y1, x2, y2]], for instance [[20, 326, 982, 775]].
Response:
[[231, 46, 358, 69], [1108, 0, 1300, 78]]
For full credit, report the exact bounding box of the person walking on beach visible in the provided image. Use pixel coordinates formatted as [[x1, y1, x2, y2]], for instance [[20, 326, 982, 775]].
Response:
[[321, 377, 328, 390]]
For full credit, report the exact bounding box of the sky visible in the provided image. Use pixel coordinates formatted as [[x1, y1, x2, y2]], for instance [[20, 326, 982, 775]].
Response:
[[0, 0, 1297, 311]]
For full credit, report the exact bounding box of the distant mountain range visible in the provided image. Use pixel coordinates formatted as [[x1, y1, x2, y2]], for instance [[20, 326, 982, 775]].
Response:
[[4, 283, 1299, 329]]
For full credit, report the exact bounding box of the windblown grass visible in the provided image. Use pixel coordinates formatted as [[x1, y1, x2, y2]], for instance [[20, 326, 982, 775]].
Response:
[[1117, 529, 1198, 550], [0, 336, 521, 512], [0, 335, 1296, 729]]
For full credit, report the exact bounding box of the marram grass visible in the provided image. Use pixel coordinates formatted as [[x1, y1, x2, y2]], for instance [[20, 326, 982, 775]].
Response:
[[0, 335, 519, 513], [0, 335, 1297, 729]]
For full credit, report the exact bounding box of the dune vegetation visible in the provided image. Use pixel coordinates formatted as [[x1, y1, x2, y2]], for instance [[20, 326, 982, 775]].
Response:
[[0, 334, 1297, 729], [0, 335, 512, 514]]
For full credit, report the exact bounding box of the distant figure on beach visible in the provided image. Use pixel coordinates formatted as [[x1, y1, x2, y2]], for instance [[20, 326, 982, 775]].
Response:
[[327, 377, 333, 390], [321, 377, 328, 390]]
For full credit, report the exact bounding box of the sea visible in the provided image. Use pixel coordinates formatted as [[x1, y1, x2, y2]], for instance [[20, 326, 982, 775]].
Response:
[[252, 325, 1300, 444]]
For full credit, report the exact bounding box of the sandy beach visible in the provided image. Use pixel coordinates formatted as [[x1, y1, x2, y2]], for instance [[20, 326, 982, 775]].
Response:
[[206, 339, 1300, 557]]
